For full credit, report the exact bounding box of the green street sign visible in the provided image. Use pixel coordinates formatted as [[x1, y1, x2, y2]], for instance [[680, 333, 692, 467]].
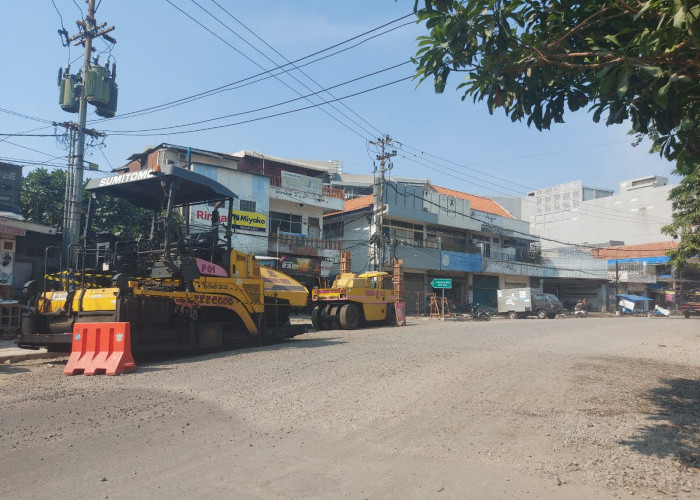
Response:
[[431, 278, 452, 289]]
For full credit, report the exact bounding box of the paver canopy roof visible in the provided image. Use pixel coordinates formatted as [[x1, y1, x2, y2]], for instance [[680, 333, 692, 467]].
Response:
[[85, 164, 237, 209]]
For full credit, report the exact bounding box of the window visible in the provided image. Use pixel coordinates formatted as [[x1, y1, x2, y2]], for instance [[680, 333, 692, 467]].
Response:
[[308, 217, 320, 227], [270, 211, 302, 234], [386, 220, 424, 245], [240, 200, 256, 212], [325, 221, 343, 239]]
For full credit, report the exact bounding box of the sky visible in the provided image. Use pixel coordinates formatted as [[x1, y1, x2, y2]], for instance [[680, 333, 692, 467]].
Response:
[[0, 0, 678, 202]]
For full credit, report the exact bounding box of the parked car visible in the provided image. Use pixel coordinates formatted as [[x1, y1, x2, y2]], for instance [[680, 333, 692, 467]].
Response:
[[497, 288, 563, 319]]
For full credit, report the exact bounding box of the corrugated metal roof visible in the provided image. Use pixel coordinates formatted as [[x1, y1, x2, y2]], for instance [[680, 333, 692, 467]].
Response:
[[230, 150, 340, 173], [335, 173, 427, 187]]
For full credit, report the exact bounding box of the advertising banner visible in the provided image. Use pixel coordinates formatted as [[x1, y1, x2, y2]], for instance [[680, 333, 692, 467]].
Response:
[[232, 210, 266, 232], [281, 171, 322, 194], [0, 245, 14, 286], [440, 250, 482, 272]]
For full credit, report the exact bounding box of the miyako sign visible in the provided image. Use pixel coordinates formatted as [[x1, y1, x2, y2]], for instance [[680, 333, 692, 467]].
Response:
[[232, 210, 266, 232]]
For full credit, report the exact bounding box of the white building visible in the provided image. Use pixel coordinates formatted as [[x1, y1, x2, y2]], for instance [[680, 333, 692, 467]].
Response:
[[517, 175, 674, 248]]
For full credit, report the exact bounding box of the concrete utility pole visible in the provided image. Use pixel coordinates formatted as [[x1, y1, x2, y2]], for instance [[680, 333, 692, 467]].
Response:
[[62, 0, 115, 267], [370, 135, 396, 271]]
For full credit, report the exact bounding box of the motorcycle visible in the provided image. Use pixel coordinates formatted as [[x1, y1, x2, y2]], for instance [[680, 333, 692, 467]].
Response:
[[466, 303, 491, 321], [573, 301, 588, 318]]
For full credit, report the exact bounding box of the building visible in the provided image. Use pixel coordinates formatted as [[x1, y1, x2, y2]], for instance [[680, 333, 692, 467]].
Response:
[[324, 180, 608, 314], [1, 213, 59, 300], [515, 175, 673, 248], [121, 144, 345, 290], [0, 162, 22, 214], [0, 163, 60, 302], [495, 175, 683, 305], [591, 241, 700, 309]]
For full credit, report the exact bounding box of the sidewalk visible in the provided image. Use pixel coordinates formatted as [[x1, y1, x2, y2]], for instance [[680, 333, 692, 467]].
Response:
[[0, 339, 65, 364]]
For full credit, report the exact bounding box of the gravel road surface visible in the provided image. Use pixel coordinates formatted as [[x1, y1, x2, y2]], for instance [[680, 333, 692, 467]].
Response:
[[1, 316, 698, 499]]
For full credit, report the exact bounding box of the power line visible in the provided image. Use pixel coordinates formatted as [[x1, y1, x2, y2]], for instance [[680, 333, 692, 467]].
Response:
[[101, 62, 410, 133], [385, 182, 669, 253], [393, 144, 671, 225], [0, 107, 55, 125], [87, 13, 413, 124], [0, 133, 60, 137], [166, 0, 375, 141], [187, 0, 377, 139], [207, 0, 389, 138], [105, 76, 413, 136]]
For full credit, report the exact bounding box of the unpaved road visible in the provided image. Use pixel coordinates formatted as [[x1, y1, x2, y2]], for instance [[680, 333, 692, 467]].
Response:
[[1, 316, 698, 499]]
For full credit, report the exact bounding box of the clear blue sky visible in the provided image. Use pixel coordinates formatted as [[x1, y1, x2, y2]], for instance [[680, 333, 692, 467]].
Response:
[[0, 0, 677, 200]]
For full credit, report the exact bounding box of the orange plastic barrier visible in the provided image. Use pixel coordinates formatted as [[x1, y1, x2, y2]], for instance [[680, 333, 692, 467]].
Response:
[[64, 322, 136, 376]]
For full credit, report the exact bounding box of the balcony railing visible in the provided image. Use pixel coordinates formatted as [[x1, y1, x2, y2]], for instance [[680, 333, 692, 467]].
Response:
[[269, 234, 342, 255], [395, 238, 544, 264], [269, 176, 345, 200]]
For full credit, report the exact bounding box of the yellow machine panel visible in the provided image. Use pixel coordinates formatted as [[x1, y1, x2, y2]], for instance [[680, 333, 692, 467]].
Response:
[[40, 291, 69, 314], [75, 288, 118, 312]]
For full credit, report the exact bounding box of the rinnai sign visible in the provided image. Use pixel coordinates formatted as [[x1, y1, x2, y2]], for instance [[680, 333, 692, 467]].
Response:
[[98, 169, 154, 187], [232, 210, 266, 232], [195, 209, 229, 223]]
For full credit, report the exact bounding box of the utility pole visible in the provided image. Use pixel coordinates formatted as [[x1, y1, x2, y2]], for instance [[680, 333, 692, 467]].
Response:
[[370, 135, 396, 271], [61, 0, 116, 267]]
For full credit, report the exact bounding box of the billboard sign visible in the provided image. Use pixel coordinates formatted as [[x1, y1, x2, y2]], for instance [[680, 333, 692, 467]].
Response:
[[232, 210, 266, 232]]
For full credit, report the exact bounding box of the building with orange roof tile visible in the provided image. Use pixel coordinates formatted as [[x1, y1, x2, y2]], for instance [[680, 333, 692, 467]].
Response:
[[324, 180, 609, 314]]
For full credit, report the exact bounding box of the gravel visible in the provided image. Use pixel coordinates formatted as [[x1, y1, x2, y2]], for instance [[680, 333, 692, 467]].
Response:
[[1, 316, 698, 499]]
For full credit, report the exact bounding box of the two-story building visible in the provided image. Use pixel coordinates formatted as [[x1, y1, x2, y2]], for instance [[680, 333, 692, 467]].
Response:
[[121, 145, 346, 290], [324, 180, 608, 314]]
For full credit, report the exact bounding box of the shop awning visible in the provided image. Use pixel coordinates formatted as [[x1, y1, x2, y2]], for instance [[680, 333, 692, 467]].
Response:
[[615, 294, 652, 301]]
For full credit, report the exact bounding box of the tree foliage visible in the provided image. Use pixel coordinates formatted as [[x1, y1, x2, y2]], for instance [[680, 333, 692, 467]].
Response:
[[21, 168, 152, 240], [413, 0, 699, 269], [21, 168, 66, 228]]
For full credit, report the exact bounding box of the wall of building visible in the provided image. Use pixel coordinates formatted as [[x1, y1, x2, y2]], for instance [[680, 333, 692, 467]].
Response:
[[190, 162, 270, 255], [0, 163, 22, 214], [384, 182, 482, 231], [521, 178, 674, 248]]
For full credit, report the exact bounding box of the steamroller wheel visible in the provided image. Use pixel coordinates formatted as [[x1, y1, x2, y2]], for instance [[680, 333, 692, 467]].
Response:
[[385, 303, 397, 326], [311, 305, 323, 330], [329, 305, 342, 329], [339, 303, 361, 330], [321, 304, 335, 329]]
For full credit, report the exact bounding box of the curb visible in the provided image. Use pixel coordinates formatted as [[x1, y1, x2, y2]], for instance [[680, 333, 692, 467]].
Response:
[[0, 350, 67, 364]]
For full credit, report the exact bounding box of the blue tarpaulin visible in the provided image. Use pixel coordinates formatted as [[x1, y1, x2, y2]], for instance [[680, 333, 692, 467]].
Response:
[[615, 294, 652, 301]]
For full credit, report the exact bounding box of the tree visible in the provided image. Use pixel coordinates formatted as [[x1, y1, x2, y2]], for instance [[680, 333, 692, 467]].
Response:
[[21, 168, 151, 240], [412, 0, 700, 269], [21, 168, 66, 228]]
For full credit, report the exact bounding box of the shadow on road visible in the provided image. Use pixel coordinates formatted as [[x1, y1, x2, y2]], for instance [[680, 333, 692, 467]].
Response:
[[621, 378, 699, 467], [0, 365, 31, 375], [135, 336, 346, 367]]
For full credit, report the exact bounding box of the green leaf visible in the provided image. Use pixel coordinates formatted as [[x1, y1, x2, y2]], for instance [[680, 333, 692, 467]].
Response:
[[634, 1, 652, 21], [636, 64, 663, 78], [673, 5, 687, 29], [617, 69, 631, 97], [603, 34, 621, 47]]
